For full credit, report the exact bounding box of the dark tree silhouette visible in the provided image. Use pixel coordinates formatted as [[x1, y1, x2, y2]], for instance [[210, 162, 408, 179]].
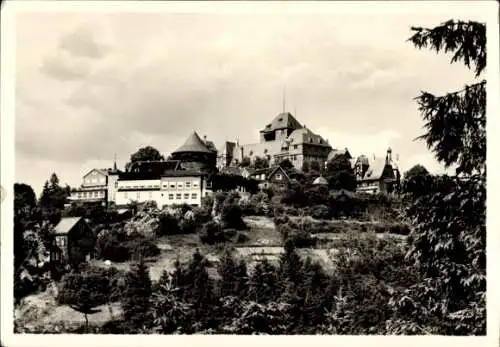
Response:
[[390, 20, 487, 335], [126, 146, 165, 171]]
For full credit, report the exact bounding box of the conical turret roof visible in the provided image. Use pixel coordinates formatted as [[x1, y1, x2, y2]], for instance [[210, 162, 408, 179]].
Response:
[[172, 132, 213, 154]]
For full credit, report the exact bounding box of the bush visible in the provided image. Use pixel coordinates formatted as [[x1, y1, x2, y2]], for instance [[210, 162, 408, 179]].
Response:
[[310, 204, 332, 220], [199, 221, 225, 245], [276, 219, 317, 248], [157, 212, 180, 236], [95, 231, 129, 262], [126, 237, 161, 260], [220, 202, 246, 230]]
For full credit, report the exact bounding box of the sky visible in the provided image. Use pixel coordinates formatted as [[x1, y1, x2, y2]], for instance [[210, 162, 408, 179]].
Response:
[[13, 3, 487, 195]]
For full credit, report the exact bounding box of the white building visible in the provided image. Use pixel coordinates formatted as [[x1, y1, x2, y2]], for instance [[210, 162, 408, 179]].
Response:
[[115, 170, 212, 208], [69, 167, 121, 206]]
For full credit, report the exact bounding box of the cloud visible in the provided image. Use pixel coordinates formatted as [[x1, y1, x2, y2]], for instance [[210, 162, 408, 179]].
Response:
[[59, 25, 109, 59]]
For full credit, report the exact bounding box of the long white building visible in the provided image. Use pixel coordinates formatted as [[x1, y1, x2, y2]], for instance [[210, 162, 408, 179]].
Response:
[[115, 170, 212, 207]]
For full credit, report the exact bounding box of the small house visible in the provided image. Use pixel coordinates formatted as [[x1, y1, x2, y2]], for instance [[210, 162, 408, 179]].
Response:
[[354, 148, 400, 194], [50, 217, 96, 266]]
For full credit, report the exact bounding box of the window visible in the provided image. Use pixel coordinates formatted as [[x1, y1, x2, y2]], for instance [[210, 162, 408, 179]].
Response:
[[184, 193, 189, 199], [275, 173, 282, 180], [185, 182, 191, 188], [169, 194, 174, 200], [177, 183, 183, 189], [293, 145, 298, 149], [170, 183, 176, 189], [115, 181, 118, 188], [176, 193, 181, 200], [192, 193, 197, 199], [193, 182, 199, 188]]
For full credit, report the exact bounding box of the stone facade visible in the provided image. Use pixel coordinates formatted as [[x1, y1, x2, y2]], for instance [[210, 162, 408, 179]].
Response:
[[217, 112, 333, 171]]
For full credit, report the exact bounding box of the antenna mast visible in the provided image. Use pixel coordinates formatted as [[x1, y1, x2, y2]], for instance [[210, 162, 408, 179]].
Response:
[[282, 86, 286, 113]]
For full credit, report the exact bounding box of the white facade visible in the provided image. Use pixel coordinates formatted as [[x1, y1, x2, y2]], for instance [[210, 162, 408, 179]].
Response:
[[115, 175, 211, 207]]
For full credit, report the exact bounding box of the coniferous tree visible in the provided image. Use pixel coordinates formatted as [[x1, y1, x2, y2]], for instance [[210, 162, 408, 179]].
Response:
[[388, 19, 486, 335], [122, 260, 153, 330]]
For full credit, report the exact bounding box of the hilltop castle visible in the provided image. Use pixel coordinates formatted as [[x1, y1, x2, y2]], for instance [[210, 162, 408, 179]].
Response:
[[69, 111, 400, 207], [217, 112, 333, 171]]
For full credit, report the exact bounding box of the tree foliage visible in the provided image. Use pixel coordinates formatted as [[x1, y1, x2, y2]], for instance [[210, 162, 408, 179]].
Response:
[[57, 267, 110, 331], [325, 154, 356, 191], [122, 260, 153, 330], [409, 20, 486, 176], [126, 146, 165, 171], [39, 173, 70, 225], [394, 19, 487, 334]]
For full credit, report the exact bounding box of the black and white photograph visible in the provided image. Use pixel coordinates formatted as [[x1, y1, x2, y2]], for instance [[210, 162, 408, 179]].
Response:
[[1, 0, 499, 345]]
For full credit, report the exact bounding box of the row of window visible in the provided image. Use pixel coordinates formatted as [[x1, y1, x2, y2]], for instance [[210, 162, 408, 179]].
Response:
[[123, 192, 199, 200], [75, 191, 105, 199], [119, 181, 199, 190], [85, 177, 106, 185]]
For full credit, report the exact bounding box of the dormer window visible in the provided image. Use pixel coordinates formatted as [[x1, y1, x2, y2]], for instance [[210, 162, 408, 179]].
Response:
[[278, 117, 283, 122]]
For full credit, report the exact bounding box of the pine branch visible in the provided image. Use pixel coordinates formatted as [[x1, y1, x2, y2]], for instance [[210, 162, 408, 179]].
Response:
[[409, 20, 486, 77], [413, 81, 486, 176]]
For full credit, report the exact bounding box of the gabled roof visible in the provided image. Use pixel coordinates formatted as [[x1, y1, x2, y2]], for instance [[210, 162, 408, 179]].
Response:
[[172, 132, 213, 154], [358, 158, 394, 182], [261, 112, 302, 133], [327, 148, 352, 162], [53, 217, 84, 235], [268, 166, 292, 181], [83, 168, 109, 178]]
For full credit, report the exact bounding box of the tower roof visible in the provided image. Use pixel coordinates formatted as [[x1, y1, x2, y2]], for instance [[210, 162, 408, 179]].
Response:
[[172, 132, 213, 154], [260, 112, 302, 133]]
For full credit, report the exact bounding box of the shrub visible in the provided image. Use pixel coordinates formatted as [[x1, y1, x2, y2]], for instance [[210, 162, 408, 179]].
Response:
[[157, 212, 180, 236], [95, 231, 129, 262], [199, 221, 225, 245], [220, 202, 246, 230], [126, 237, 161, 260], [276, 220, 317, 248], [310, 204, 332, 220]]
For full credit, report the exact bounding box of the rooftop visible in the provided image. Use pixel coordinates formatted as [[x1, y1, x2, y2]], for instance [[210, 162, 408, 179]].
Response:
[[53, 217, 84, 235], [172, 132, 215, 154], [260, 112, 302, 133]]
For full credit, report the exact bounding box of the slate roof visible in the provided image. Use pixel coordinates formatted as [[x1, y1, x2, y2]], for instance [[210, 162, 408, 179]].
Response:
[[172, 132, 214, 154], [327, 148, 352, 162], [286, 127, 330, 147], [53, 217, 84, 235], [358, 158, 395, 182], [260, 112, 302, 133]]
